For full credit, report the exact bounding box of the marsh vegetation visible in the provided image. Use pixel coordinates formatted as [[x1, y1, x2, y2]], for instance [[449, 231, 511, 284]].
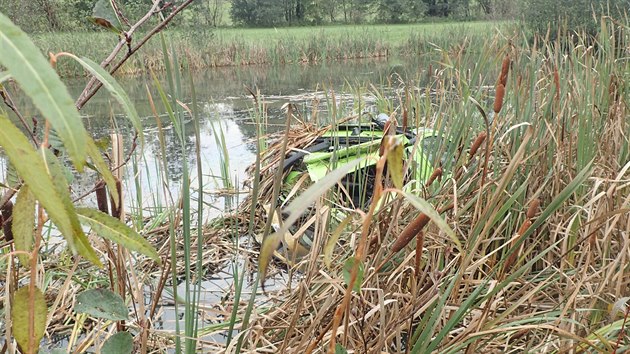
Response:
[[0, 2, 629, 354]]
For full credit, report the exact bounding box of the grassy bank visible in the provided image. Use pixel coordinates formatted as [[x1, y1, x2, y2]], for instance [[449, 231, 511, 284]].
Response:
[[34, 21, 505, 77]]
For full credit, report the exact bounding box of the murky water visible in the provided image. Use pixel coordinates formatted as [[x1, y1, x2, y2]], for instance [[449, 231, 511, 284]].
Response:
[[23, 59, 422, 220]]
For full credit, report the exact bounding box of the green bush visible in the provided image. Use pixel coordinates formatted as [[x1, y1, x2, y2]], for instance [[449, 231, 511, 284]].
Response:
[[523, 0, 628, 39]]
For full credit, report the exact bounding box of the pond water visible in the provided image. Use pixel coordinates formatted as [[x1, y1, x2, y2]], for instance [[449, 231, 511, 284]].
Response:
[[42, 58, 426, 221], [1, 59, 407, 218]]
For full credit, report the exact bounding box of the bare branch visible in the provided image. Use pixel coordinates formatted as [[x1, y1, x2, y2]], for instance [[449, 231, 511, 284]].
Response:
[[0, 87, 39, 145], [76, 0, 195, 110]]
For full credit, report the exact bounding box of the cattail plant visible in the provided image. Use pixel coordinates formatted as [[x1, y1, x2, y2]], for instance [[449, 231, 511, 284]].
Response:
[[494, 54, 511, 114], [553, 67, 560, 100], [392, 213, 431, 253], [494, 83, 506, 114], [390, 204, 454, 253], [503, 199, 540, 272], [499, 54, 510, 87], [469, 131, 487, 159], [425, 166, 443, 187]]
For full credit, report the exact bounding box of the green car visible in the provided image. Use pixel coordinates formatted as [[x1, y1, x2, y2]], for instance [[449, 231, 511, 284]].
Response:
[[281, 114, 447, 209], [261, 114, 449, 264]]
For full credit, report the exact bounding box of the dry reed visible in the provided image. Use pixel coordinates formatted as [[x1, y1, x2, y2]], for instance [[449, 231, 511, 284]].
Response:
[[232, 21, 629, 353]]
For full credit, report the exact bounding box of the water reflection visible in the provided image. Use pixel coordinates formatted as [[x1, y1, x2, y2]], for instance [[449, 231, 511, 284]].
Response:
[[2, 59, 423, 220], [3, 59, 432, 351]]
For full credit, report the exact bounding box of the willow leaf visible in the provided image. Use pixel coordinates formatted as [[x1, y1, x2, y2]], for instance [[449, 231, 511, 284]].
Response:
[[0, 114, 100, 265], [11, 286, 47, 353], [384, 136, 404, 190], [88, 0, 123, 34], [75, 288, 129, 321], [76, 208, 159, 262], [59, 53, 143, 147], [12, 185, 35, 265], [0, 13, 86, 169], [44, 150, 101, 266], [102, 332, 133, 354]]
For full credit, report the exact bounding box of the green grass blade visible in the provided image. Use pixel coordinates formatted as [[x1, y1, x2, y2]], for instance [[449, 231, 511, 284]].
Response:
[[520, 160, 594, 241], [85, 134, 120, 209], [189, 64, 204, 344], [425, 278, 489, 352], [410, 270, 460, 353]]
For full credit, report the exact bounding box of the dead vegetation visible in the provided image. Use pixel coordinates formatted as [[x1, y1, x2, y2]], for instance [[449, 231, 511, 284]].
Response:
[[230, 25, 630, 354]]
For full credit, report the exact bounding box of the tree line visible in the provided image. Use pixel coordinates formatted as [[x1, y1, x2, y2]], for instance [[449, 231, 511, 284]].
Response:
[[0, 0, 627, 34], [0, 0, 519, 32], [229, 0, 518, 26]]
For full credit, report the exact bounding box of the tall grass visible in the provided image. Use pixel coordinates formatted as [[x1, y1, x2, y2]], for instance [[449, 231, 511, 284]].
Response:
[[33, 22, 502, 77], [237, 17, 629, 353]]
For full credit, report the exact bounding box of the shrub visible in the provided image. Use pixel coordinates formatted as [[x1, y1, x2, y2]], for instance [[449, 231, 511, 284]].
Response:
[[523, 0, 628, 39]]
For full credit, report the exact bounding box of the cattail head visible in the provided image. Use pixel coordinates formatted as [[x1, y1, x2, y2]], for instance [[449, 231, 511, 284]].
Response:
[[95, 180, 110, 215], [526, 199, 540, 219], [499, 54, 510, 87], [504, 218, 533, 271], [390, 204, 453, 254], [503, 253, 517, 276], [1, 200, 13, 242], [494, 84, 505, 114], [425, 167, 443, 187], [516, 218, 532, 238], [392, 213, 430, 253], [469, 131, 487, 159], [553, 68, 560, 100]]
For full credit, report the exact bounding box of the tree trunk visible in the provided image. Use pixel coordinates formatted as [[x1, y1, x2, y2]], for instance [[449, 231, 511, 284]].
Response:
[[295, 0, 304, 21], [37, 0, 61, 30], [479, 0, 491, 15]]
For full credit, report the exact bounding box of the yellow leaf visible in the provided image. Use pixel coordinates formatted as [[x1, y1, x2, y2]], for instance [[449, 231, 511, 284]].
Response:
[[384, 136, 404, 190], [12, 185, 35, 266], [12, 286, 48, 353], [324, 215, 352, 268]]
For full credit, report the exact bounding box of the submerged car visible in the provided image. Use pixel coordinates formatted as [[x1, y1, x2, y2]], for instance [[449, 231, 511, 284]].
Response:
[[281, 114, 448, 208], [256, 114, 451, 265]]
